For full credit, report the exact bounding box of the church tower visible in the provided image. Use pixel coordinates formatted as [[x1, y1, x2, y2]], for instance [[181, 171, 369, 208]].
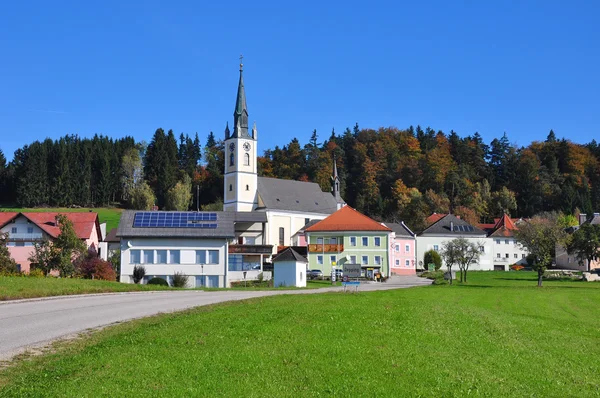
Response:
[[223, 58, 258, 212]]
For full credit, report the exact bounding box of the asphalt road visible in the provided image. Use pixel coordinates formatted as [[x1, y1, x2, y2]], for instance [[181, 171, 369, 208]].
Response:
[[0, 276, 430, 361]]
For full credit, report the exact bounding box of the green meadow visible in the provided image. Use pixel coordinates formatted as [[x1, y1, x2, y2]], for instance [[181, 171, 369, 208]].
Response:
[[1, 272, 599, 397]]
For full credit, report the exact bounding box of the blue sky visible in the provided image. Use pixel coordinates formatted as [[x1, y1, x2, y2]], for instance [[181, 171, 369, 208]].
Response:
[[1, 0, 598, 160]]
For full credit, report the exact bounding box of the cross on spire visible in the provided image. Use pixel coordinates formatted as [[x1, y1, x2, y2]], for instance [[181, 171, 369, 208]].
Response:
[[239, 54, 243, 71]]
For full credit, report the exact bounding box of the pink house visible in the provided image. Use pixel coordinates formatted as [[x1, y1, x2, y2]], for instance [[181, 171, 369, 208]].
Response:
[[384, 222, 416, 276], [0, 212, 102, 273]]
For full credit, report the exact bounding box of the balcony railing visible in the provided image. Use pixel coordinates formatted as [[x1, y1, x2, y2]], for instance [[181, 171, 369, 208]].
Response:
[[228, 245, 273, 254], [308, 244, 344, 253], [8, 233, 43, 241]]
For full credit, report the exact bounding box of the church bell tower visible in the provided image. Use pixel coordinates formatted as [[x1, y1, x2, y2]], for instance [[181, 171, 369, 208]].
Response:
[[223, 57, 258, 212]]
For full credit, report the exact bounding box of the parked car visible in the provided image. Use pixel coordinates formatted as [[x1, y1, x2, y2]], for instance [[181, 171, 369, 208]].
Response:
[[307, 269, 323, 279]]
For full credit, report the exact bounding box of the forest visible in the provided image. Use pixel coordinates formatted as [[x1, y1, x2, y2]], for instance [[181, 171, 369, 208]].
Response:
[[1, 125, 599, 232]]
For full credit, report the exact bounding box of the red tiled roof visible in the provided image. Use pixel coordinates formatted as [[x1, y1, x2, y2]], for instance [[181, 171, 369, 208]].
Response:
[[426, 213, 446, 226], [489, 214, 518, 237], [20, 212, 99, 239], [305, 206, 391, 232], [0, 212, 19, 227]]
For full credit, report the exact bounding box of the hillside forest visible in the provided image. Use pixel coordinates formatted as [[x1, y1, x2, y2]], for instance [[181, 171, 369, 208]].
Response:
[[1, 125, 599, 231]]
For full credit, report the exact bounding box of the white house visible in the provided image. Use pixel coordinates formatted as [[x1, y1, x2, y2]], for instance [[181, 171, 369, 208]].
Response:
[[483, 214, 529, 271], [273, 248, 307, 288], [222, 60, 344, 253], [416, 214, 493, 271], [117, 210, 272, 287]]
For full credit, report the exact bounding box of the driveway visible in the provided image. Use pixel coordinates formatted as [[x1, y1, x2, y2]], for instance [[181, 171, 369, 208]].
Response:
[[0, 275, 430, 361]]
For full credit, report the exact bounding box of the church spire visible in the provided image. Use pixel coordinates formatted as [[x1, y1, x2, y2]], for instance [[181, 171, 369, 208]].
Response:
[[224, 122, 230, 140], [233, 55, 250, 139], [331, 156, 343, 208]]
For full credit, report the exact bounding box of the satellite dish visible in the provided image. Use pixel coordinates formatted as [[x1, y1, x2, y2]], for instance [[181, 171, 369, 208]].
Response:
[[127, 241, 132, 248]]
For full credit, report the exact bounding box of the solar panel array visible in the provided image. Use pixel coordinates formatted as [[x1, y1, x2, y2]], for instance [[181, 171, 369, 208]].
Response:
[[453, 225, 475, 232], [133, 212, 218, 228]]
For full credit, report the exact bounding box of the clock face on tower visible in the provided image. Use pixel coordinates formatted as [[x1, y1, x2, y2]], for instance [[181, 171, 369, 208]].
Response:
[[243, 142, 251, 151], [229, 143, 235, 152]]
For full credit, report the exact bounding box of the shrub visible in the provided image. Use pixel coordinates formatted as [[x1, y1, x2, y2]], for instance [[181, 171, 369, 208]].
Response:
[[132, 265, 146, 284], [257, 272, 264, 283], [94, 260, 117, 281], [171, 272, 189, 288], [424, 250, 442, 271], [421, 270, 445, 280], [147, 277, 169, 286], [28, 268, 45, 278]]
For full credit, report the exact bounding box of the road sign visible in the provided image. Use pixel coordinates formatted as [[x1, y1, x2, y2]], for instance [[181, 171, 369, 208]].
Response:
[[428, 263, 435, 272], [343, 263, 361, 278]]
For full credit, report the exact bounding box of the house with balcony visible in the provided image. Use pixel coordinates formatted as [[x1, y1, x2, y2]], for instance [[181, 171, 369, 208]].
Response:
[[0, 212, 102, 273], [304, 206, 392, 278], [482, 214, 529, 271], [416, 214, 493, 271], [116, 210, 272, 287], [383, 222, 416, 275]]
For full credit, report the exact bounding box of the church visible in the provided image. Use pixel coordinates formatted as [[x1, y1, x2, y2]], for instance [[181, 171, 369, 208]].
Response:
[[222, 59, 345, 251]]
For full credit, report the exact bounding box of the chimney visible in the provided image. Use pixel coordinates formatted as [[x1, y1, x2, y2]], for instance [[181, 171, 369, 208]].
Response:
[[579, 213, 587, 225]]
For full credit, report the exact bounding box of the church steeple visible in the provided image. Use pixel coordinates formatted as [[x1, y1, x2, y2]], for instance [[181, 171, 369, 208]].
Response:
[[224, 122, 230, 140], [233, 56, 250, 139], [331, 156, 344, 208]]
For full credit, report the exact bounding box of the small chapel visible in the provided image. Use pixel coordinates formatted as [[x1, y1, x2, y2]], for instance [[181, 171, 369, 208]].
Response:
[[223, 59, 345, 251]]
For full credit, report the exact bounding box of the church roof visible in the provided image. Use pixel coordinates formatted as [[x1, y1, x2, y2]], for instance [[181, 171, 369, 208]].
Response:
[[257, 177, 339, 215], [232, 61, 251, 139], [305, 206, 391, 232]]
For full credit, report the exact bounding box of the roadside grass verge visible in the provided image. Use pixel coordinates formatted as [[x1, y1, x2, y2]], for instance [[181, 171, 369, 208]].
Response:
[[1, 272, 599, 396], [0, 207, 123, 231], [0, 277, 171, 301]]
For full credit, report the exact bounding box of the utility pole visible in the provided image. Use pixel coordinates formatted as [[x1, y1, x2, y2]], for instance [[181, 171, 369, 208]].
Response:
[[196, 185, 200, 212]]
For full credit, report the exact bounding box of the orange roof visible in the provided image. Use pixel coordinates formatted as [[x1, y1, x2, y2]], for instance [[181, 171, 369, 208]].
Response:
[[489, 214, 518, 237], [305, 206, 391, 232], [426, 213, 446, 226], [0, 212, 100, 240]]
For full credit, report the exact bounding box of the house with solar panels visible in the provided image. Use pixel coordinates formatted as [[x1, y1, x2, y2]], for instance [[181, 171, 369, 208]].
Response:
[[415, 214, 493, 271], [222, 60, 345, 254], [116, 210, 271, 287]]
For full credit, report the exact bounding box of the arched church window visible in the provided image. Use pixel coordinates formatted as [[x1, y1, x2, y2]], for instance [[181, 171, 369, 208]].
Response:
[[230, 153, 234, 166], [244, 153, 250, 166], [229, 184, 232, 192]]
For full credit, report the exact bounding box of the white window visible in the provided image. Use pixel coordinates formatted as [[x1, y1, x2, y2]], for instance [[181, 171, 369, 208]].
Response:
[[130, 250, 141, 264], [433, 245, 439, 251], [522, 254, 526, 259], [374, 256, 381, 265], [374, 237, 381, 247], [317, 255, 323, 265], [330, 237, 337, 244], [395, 259, 400, 266], [505, 240, 509, 244], [505, 253, 509, 258], [350, 255, 357, 264], [317, 237, 323, 244], [495, 239, 500, 244], [395, 245, 399, 252], [143, 250, 154, 264], [496, 253, 501, 258], [350, 237, 356, 246], [244, 153, 250, 166], [479, 246, 484, 253], [196, 250, 206, 264], [11, 227, 17, 233], [157, 250, 167, 263], [514, 254, 518, 259], [330, 255, 336, 264], [405, 259, 410, 267], [405, 244, 410, 253], [27, 227, 33, 234], [362, 237, 368, 246], [208, 250, 219, 264], [7, 242, 15, 247], [169, 250, 180, 264], [361, 255, 368, 265]]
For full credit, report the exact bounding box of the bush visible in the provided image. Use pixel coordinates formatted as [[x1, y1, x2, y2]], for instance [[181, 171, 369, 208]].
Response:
[[424, 250, 442, 271], [257, 272, 264, 283], [133, 265, 146, 284], [171, 272, 189, 288], [94, 260, 117, 281], [147, 277, 169, 286], [421, 270, 445, 280], [28, 268, 45, 278], [75, 257, 116, 281]]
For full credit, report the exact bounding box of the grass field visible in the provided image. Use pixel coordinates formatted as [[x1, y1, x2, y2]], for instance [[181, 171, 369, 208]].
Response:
[[1, 271, 599, 396], [0, 276, 172, 300], [0, 207, 123, 232]]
